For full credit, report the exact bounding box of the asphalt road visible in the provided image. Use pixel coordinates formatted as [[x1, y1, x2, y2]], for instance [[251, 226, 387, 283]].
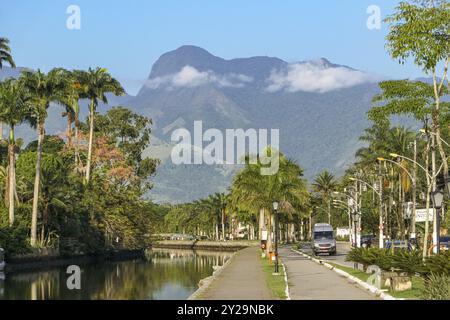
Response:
[[298, 242, 357, 269]]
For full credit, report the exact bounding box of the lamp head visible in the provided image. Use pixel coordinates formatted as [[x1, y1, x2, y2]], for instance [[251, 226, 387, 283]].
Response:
[[272, 201, 279, 211], [431, 190, 444, 209]]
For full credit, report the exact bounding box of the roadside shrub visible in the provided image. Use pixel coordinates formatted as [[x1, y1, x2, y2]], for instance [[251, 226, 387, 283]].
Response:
[[346, 248, 394, 271], [421, 273, 450, 300], [425, 252, 450, 276], [346, 248, 429, 275], [390, 250, 426, 276]]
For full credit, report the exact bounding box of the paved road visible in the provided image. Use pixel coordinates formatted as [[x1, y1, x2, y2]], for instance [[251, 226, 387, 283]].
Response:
[[280, 247, 376, 300], [299, 242, 358, 269], [201, 246, 272, 300]]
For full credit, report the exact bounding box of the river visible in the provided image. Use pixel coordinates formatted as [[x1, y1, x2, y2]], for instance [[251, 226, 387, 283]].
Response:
[[0, 248, 233, 300]]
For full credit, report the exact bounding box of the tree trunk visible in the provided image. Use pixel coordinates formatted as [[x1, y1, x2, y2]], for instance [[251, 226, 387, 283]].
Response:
[[259, 208, 265, 240], [216, 223, 219, 241], [8, 127, 15, 226], [221, 208, 225, 241], [85, 101, 95, 183], [74, 112, 80, 170], [432, 63, 449, 194], [66, 112, 73, 147], [0, 122, 3, 140], [31, 122, 45, 247], [422, 139, 431, 259], [328, 198, 331, 225]]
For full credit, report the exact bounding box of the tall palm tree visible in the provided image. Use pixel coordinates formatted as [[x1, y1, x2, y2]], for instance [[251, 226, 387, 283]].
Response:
[[209, 193, 229, 240], [0, 37, 16, 141], [0, 79, 29, 226], [76, 68, 124, 183], [19, 69, 61, 246], [51, 69, 77, 147], [312, 170, 337, 224], [230, 152, 308, 251], [0, 37, 15, 69], [51, 69, 83, 170]]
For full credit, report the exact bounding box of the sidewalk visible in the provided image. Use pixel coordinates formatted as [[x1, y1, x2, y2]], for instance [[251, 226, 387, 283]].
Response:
[[279, 247, 376, 300], [200, 246, 272, 300]]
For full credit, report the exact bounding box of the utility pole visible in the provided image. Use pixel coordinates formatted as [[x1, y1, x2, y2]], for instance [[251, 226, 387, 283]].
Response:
[[379, 164, 384, 249], [411, 139, 417, 240], [431, 135, 438, 254], [354, 179, 361, 248]]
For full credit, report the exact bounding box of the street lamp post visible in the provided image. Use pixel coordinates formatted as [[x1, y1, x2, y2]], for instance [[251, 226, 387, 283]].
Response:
[[272, 201, 279, 274], [349, 177, 383, 248], [332, 192, 356, 245], [378, 156, 418, 242], [430, 190, 443, 254]]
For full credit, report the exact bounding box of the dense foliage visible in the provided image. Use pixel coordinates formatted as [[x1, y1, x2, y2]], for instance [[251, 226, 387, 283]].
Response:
[[0, 50, 163, 256]]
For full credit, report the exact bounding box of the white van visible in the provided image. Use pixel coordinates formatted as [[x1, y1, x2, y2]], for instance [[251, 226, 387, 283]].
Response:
[[312, 223, 336, 256]]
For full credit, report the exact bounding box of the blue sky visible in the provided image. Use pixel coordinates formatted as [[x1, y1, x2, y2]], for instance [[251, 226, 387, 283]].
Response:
[[1, 0, 425, 95]]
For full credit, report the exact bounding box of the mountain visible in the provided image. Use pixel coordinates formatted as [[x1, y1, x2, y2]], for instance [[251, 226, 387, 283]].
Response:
[[0, 48, 408, 204], [129, 46, 382, 203]]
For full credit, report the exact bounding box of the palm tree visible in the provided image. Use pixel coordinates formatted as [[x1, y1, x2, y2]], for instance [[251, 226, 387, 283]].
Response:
[[230, 152, 308, 252], [0, 37, 15, 69], [0, 79, 29, 226], [76, 68, 124, 183], [208, 193, 229, 240], [19, 69, 61, 246], [312, 171, 337, 224], [51, 69, 83, 169], [0, 37, 16, 141]]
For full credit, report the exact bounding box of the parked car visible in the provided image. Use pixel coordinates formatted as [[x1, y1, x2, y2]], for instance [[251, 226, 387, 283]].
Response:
[[312, 223, 336, 256], [440, 236, 450, 252], [361, 235, 375, 248]]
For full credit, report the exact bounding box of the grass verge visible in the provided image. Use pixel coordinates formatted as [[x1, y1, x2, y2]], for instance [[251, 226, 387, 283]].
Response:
[[260, 254, 288, 300]]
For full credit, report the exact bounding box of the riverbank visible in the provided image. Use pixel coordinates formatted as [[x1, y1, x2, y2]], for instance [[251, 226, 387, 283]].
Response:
[[3, 240, 256, 274], [4, 249, 145, 273], [152, 240, 257, 251]]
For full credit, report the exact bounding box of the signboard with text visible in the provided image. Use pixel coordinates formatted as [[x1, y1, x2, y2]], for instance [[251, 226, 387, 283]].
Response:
[[415, 208, 435, 223]]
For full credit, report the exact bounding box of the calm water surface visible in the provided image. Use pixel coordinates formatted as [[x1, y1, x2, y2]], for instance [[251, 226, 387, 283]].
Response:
[[0, 249, 233, 300]]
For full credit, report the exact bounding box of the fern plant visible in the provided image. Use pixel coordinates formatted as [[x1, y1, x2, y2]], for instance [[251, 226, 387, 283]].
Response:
[[421, 273, 450, 300]]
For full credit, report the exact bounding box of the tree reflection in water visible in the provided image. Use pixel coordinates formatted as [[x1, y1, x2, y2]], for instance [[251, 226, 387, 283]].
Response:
[[0, 249, 233, 300]]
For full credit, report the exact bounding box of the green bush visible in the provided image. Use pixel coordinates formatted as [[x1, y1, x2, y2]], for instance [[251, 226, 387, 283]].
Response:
[[390, 250, 426, 275], [346, 248, 394, 271], [421, 273, 450, 300], [425, 252, 450, 275], [346, 248, 428, 275], [0, 226, 32, 259]]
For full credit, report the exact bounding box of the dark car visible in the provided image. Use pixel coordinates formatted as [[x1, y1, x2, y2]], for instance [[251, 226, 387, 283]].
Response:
[[440, 236, 450, 252], [361, 235, 375, 248]]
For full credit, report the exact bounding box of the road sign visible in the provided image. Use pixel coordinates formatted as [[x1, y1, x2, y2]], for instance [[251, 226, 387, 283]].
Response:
[[261, 230, 268, 241], [415, 208, 435, 222]]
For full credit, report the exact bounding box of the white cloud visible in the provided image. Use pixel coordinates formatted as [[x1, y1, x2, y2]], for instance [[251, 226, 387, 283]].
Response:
[[146, 66, 253, 90], [266, 62, 380, 93]]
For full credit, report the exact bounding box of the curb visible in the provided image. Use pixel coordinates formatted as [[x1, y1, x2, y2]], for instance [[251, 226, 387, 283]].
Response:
[[187, 250, 238, 300], [280, 260, 291, 300], [291, 248, 400, 301]]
